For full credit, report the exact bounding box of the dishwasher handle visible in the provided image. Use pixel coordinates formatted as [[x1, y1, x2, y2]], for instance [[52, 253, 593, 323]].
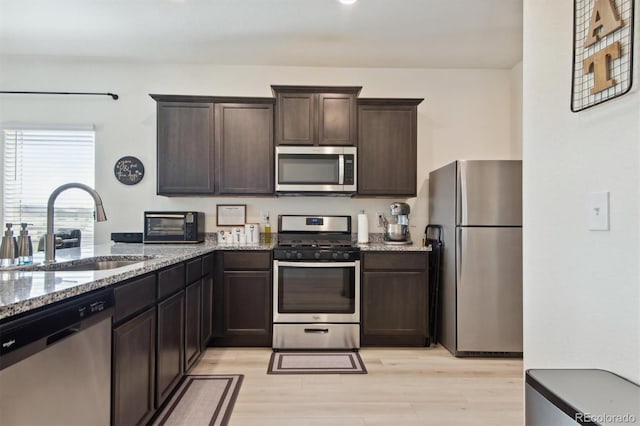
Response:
[[0, 289, 114, 370]]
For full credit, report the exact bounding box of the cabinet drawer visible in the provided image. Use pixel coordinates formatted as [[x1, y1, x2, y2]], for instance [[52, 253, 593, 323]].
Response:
[[202, 253, 214, 276], [114, 274, 157, 323], [362, 252, 427, 271], [158, 263, 186, 300], [186, 257, 203, 283], [223, 251, 271, 270]]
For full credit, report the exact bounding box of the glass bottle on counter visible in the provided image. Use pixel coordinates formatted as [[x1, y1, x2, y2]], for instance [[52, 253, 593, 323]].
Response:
[[263, 215, 271, 244]]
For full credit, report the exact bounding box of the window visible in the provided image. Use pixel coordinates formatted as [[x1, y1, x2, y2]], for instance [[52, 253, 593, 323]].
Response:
[[2, 128, 96, 253]]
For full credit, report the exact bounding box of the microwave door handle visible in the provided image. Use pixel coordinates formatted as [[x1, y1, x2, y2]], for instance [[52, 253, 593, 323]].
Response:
[[338, 154, 344, 185]]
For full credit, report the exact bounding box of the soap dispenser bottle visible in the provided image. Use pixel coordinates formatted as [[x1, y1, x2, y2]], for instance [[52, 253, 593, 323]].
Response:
[[17, 223, 33, 265], [0, 223, 19, 267]]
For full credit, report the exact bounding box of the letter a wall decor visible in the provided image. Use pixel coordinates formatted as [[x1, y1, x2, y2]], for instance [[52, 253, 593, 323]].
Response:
[[572, 0, 634, 111]]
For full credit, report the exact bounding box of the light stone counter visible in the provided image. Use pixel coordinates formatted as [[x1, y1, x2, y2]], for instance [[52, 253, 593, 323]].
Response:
[[356, 233, 432, 252], [0, 238, 276, 321], [1, 233, 433, 321]]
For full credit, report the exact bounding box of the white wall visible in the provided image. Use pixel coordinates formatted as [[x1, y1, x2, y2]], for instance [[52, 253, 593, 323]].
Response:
[[0, 59, 518, 243], [523, 0, 640, 383]]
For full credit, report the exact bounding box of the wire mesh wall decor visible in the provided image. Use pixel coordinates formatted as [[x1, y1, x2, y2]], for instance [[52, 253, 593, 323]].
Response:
[[571, 0, 634, 112]]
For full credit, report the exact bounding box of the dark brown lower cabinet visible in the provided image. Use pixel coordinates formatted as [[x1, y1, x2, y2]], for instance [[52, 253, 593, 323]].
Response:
[[156, 291, 185, 407], [184, 280, 202, 371], [219, 270, 271, 346], [212, 251, 272, 347], [361, 252, 429, 346], [201, 274, 214, 348], [112, 308, 156, 426]]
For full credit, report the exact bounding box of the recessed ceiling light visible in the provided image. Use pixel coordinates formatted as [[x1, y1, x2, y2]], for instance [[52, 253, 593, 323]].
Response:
[[338, 0, 357, 5]]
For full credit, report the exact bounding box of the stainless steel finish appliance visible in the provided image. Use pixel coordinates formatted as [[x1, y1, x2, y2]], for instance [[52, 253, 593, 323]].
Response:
[[428, 160, 522, 355], [0, 289, 114, 425], [379, 202, 412, 244], [275, 146, 356, 194], [144, 211, 205, 243], [273, 215, 360, 349]]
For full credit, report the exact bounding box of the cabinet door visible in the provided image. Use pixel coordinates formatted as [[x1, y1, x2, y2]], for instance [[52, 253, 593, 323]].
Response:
[[216, 103, 274, 194], [361, 271, 427, 346], [113, 308, 156, 426], [157, 102, 215, 195], [357, 103, 417, 196], [222, 271, 272, 346], [317, 93, 357, 146], [184, 280, 202, 371], [156, 291, 185, 407], [275, 92, 315, 145], [201, 274, 214, 348]]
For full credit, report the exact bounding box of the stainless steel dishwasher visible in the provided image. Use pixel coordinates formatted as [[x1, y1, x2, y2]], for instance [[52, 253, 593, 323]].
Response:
[[0, 288, 114, 426]]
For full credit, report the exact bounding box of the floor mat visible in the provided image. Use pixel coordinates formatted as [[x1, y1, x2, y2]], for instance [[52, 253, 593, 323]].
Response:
[[152, 374, 243, 426], [267, 351, 367, 374]]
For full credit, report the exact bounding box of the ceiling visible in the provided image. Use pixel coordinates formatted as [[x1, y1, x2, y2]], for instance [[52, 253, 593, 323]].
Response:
[[0, 0, 523, 69]]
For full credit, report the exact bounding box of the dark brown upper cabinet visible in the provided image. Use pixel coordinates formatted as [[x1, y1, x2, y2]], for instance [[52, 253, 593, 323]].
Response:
[[215, 103, 274, 194], [151, 95, 275, 196], [357, 98, 423, 197], [156, 101, 215, 195], [272, 86, 361, 146]]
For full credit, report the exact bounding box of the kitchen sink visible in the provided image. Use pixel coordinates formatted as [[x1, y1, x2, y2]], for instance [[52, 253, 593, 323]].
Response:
[[19, 255, 157, 272], [54, 259, 145, 271]]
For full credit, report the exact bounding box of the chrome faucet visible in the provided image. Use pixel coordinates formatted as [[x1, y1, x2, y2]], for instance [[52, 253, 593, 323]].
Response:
[[44, 183, 107, 264]]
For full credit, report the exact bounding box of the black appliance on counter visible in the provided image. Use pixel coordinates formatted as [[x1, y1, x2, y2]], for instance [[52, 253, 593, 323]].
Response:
[[37, 228, 81, 251], [272, 215, 360, 350], [143, 211, 205, 243]]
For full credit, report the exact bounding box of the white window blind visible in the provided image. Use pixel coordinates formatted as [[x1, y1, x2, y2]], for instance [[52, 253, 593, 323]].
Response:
[[2, 129, 96, 252]]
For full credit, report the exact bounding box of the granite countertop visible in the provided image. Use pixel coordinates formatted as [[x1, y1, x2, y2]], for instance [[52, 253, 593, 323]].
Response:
[[0, 239, 276, 321], [357, 233, 432, 252], [0, 234, 428, 321]]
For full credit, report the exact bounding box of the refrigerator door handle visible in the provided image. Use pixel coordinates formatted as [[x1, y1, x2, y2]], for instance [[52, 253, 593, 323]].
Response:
[[456, 227, 463, 288]]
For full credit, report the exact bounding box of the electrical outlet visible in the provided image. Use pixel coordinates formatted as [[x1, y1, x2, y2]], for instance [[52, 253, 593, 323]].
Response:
[[260, 210, 270, 222]]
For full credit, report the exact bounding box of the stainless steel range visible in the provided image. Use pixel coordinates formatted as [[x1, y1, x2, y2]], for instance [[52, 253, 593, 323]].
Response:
[[273, 215, 360, 350]]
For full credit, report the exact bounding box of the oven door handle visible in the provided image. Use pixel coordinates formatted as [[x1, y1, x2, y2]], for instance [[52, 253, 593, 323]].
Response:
[[275, 261, 359, 268]]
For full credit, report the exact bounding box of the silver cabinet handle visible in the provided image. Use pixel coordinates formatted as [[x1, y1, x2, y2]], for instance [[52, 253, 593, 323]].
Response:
[[304, 328, 329, 334]]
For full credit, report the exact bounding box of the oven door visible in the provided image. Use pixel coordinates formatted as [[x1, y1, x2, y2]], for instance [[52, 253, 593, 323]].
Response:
[[273, 260, 360, 323], [144, 214, 186, 242]]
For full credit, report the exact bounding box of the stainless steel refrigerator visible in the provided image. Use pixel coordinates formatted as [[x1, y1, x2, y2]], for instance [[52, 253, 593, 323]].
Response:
[[429, 160, 522, 356]]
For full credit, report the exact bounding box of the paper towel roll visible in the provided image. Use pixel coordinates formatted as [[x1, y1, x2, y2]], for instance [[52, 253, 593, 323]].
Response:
[[357, 212, 369, 243]]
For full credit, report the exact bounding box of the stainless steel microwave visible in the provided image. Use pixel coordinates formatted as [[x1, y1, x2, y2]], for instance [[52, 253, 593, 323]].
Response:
[[275, 146, 357, 194], [144, 211, 205, 243]]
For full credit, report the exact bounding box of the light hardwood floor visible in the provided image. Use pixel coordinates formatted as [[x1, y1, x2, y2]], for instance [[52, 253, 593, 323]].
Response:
[[191, 346, 524, 426]]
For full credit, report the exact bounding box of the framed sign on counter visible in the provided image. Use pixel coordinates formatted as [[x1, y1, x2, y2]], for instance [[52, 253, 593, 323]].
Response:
[[571, 0, 634, 112], [216, 204, 246, 226]]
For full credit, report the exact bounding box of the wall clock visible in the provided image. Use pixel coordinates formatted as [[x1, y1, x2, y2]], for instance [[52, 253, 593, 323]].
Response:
[[114, 156, 145, 185]]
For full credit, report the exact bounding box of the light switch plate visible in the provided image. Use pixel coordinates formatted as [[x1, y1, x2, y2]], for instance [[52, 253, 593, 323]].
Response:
[[588, 191, 609, 231]]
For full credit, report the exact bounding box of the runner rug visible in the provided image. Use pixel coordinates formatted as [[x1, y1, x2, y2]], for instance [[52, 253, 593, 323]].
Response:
[[267, 351, 367, 374], [152, 374, 243, 426]]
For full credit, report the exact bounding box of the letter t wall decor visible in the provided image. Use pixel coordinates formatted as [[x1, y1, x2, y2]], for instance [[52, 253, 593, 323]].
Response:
[[571, 0, 635, 111]]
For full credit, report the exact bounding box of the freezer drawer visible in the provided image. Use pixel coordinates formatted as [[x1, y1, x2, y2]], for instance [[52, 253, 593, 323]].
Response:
[[456, 227, 522, 352]]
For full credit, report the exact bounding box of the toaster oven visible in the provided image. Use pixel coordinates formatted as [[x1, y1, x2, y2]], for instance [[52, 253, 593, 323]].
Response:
[[143, 211, 205, 243]]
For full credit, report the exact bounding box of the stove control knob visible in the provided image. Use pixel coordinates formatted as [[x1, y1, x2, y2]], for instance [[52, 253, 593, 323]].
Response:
[[343, 252, 350, 260], [314, 252, 321, 259], [285, 251, 292, 259], [296, 252, 303, 260], [332, 252, 339, 259]]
